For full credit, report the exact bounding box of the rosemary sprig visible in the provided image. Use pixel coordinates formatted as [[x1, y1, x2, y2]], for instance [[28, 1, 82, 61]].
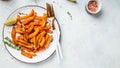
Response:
[[4, 37, 21, 50], [18, 12, 27, 15], [67, 11, 72, 20]]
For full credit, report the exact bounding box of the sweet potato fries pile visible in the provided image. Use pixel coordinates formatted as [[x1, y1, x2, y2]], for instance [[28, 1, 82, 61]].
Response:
[[11, 9, 53, 58]]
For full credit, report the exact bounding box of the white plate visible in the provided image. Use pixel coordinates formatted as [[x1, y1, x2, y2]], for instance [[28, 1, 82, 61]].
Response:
[[3, 5, 61, 63]]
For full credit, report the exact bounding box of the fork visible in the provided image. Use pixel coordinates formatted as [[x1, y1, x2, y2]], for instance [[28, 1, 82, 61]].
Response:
[[46, 3, 63, 62]]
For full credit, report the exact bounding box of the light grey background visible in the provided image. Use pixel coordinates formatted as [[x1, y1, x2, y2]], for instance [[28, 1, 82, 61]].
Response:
[[0, 0, 120, 68]]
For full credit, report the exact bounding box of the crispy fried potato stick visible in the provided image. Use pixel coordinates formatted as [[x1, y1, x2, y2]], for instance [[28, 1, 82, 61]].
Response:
[[29, 27, 39, 38], [44, 35, 53, 48], [11, 27, 17, 44], [11, 9, 53, 58], [20, 9, 34, 19]]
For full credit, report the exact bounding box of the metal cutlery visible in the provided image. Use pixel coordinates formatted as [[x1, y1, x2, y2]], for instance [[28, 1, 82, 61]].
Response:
[[46, 3, 63, 62]]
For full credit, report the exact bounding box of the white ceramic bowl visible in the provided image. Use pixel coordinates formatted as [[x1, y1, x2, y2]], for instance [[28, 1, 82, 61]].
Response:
[[86, 0, 102, 14]]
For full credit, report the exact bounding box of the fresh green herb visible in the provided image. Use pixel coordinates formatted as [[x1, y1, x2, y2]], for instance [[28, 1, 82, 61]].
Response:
[[67, 11, 72, 20], [4, 41, 14, 48], [18, 12, 27, 15], [15, 46, 21, 50], [5, 37, 12, 43], [4, 37, 21, 50], [68, 0, 77, 3]]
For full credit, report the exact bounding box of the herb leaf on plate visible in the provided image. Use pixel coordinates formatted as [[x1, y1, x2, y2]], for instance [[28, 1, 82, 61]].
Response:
[[4, 37, 21, 50], [67, 11, 72, 20]]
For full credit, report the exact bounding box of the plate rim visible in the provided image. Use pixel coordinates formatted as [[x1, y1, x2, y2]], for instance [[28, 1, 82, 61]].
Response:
[[2, 5, 61, 64]]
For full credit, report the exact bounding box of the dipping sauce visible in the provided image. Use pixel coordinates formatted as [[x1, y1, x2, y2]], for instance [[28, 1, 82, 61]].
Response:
[[88, 0, 98, 12]]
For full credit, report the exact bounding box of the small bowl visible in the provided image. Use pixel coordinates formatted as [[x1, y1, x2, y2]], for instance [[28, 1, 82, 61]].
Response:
[[86, 0, 102, 14]]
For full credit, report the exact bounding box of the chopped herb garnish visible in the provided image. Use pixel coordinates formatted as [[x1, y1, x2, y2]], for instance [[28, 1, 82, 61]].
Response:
[[18, 12, 27, 15], [68, 0, 77, 3], [4, 41, 14, 48], [67, 11, 72, 20], [4, 37, 21, 50], [5, 37, 12, 43]]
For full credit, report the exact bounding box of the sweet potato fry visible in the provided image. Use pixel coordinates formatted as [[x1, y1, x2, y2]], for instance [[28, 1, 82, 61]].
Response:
[[15, 26, 25, 34], [29, 27, 39, 38], [17, 15, 21, 22], [21, 50, 36, 58], [44, 35, 53, 48], [11, 27, 17, 44], [33, 12, 37, 17], [44, 24, 51, 29], [37, 47, 45, 52], [26, 22, 41, 26], [45, 29, 53, 33], [32, 36, 37, 49], [21, 51, 33, 58], [36, 33, 42, 49], [23, 33, 28, 42], [11, 9, 53, 58], [41, 19, 46, 27], [43, 13, 47, 20], [20, 9, 34, 19], [45, 33, 49, 40], [17, 39, 28, 45], [34, 16, 43, 21], [38, 31, 46, 44], [29, 52, 37, 56], [17, 42, 33, 49], [39, 37, 45, 47], [16, 21, 22, 27], [24, 16, 34, 25], [25, 25, 34, 33], [17, 35, 24, 40], [21, 47, 34, 52]]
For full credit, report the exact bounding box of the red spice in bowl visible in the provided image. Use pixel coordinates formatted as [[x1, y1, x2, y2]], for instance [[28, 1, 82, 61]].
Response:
[[87, 0, 98, 13]]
